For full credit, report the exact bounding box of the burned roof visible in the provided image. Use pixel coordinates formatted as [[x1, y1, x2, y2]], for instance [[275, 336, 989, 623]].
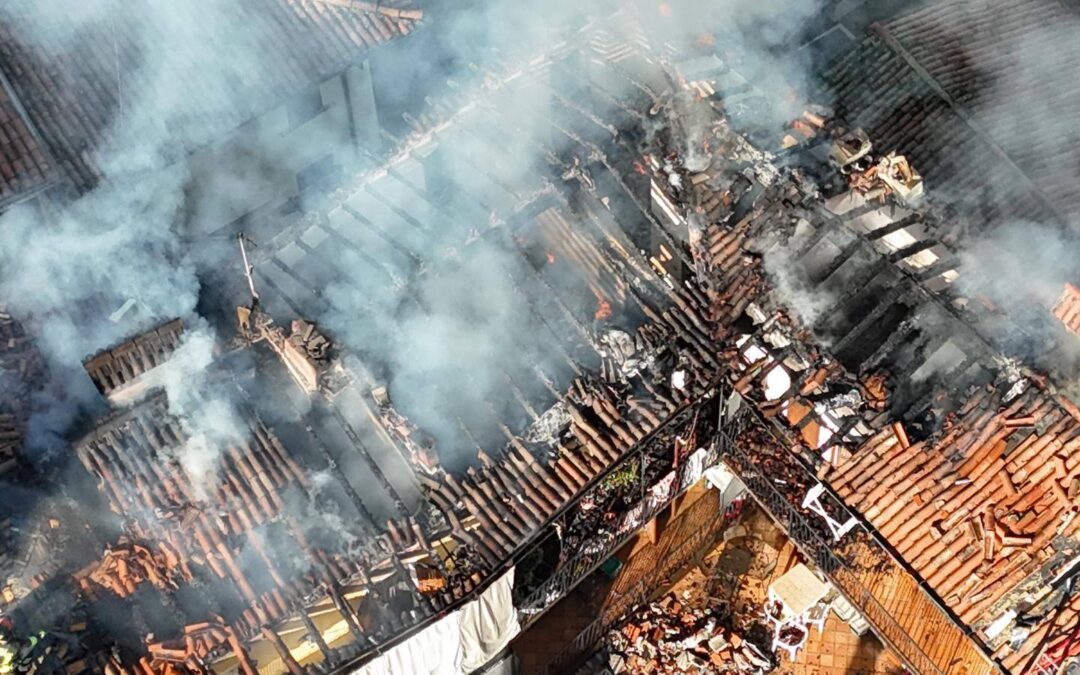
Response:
[[82, 318, 184, 399], [0, 0, 422, 193], [7, 4, 1078, 673], [648, 45, 1080, 674], [25, 18, 754, 671]]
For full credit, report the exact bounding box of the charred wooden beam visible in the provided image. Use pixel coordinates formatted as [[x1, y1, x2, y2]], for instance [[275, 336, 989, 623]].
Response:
[[832, 284, 910, 356], [261, 625, 304, 675], [865, 213, 924, 241], [328, 403, 411, 519], [887, 239, 938, 264], [299, 602, 335, 664]]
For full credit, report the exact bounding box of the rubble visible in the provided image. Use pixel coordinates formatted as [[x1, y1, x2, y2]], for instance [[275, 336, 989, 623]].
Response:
[[75, 538, 187, 599], [602, 592, 771, 675]]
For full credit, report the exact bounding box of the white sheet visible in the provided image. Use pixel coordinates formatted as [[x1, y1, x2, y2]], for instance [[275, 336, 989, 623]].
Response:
[[350, 611, 462, 675], [460, 567, 520, 673], [348, 567, 519, 675]]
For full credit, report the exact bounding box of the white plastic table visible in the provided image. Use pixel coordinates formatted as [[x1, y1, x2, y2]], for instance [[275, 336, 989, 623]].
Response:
[[768, 563, 831, 622]]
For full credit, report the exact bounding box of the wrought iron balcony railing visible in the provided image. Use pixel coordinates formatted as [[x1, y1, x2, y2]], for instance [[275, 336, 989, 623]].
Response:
[[516, 417, 722, 626], [715, 425, 947, 675], [538, 485, 737, 675]]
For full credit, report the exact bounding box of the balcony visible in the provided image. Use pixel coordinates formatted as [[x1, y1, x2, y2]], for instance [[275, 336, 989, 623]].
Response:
[[715, 407, 1001, 675]]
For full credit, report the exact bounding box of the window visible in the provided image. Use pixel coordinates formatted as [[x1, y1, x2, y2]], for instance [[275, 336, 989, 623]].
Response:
[[286, 86, 325, 129], [296, 155, 338, 194]]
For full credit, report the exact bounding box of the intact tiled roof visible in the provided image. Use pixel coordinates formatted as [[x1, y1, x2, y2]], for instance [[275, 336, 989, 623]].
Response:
[[0, 0, 422, 192], [824, 0, 1080, 226], [828, 385, 1080, 670], [0, 76, 53, 205]]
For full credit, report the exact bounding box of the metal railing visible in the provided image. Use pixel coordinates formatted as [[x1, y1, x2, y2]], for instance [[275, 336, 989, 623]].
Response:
[[732, 393, 1003, 675], [331, 385, 725, 675], [539, 488, 733, 675], [515, 435, 721, 626], [716, 427, 947, 675]]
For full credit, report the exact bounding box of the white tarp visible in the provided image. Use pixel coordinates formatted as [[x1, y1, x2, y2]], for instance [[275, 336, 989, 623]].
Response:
[[460, 567, 520, 672], [350, 610, 463, 675], [704, 464, 737, 493], [348, 567, 518, 675]]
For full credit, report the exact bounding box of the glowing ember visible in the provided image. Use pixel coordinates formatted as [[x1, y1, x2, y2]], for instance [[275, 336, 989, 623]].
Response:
[[593, 289, 613, 321]]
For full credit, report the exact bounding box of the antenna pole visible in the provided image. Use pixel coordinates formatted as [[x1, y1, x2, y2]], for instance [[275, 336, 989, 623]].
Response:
[[237, 233, 260, 303]]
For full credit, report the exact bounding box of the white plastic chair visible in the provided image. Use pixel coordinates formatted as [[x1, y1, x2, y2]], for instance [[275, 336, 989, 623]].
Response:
[[772, 621, 808, 662], [803, 601, 829, 634]]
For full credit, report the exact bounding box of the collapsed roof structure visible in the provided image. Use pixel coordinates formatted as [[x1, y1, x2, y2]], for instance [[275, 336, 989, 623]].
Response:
[[0, 0, 1078, 673]]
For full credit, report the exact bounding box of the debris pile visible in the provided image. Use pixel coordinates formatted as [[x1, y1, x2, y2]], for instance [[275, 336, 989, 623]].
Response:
[[372, 387, 441, 474], [846, 152, 923, 204], [603, 592, 771, 674], [144, 619, 260, 675], [76, 538, 187, 598], [0, 308, 44, 474]]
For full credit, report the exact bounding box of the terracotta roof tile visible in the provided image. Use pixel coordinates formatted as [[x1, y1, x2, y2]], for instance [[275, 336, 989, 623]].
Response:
[[0, 0, 421, 192], [827, 383, 1080, 665], [81, 318, 184, 397], [0, 77, 52, 204], [1053, 282, 1080, 336]]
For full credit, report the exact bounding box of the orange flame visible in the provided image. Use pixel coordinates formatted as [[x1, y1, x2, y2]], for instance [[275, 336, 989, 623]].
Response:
[[546, 251, 556, 265], [593, 289, 612, 321]]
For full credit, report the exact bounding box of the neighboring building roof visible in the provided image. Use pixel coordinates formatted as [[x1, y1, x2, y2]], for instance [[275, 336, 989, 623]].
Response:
[[823, 0, 1080, 228], [823, 31, 1061, 232], [0, 0, 422, 193], [0, 73, 54, 205], [883, 0, 1080, 217]]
